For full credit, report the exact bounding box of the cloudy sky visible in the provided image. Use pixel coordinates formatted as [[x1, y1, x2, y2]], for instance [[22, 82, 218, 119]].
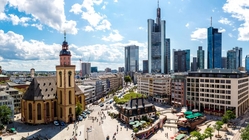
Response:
[[0, 0, 248, 71]]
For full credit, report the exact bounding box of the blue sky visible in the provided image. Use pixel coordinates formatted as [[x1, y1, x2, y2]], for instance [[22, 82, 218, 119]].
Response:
[[0, 0, 249, 71]]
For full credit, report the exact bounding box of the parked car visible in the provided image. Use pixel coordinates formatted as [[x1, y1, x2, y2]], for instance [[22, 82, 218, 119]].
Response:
[[59, 121, 65, 126], [78, 116, 83, 121], [85, 110, 91, 114], [54, 120, 60, 126], [99, 103, 104, 107], [109, 100, 113, 104], [81, 114, 87, 118], [7, 128, 17, 134], [82, 112, 87, 116]]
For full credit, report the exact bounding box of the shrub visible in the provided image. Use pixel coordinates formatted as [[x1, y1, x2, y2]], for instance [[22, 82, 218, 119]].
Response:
[[133, 127, 139, 133]]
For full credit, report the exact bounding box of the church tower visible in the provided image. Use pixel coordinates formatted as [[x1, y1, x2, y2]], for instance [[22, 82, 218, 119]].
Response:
[[56, 31, 76, 123]]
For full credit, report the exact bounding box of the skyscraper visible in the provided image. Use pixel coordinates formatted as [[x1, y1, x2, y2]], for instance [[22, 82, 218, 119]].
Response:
[[197, 46, 204, 69], [227, 47, 242, 69], [185, 49, 190, 71], [124, 45, 139, 73], [173, 49, 188, 72], [81, 62, 91, 77], [148, 2, 170, 74], [245, 55, 249, 72], [91, 67, 98, 73], [207, 21, 222, 69], [143, 60, 148, 73], [191, 57, 197, 71], [221, 57, 227, 69]]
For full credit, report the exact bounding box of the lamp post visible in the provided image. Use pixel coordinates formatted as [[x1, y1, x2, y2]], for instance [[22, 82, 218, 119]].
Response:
[[86, 127, 92, 140]]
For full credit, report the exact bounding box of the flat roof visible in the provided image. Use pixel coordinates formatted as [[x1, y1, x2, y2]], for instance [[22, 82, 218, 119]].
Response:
[[189, 69, 244, 74]]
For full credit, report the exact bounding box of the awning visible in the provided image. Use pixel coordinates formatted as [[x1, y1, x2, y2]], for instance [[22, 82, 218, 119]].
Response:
[[172, 101, 182, 104], [176, 134, 186, 140], [184, 111, 192, 115], [186, 115, 195, 119]]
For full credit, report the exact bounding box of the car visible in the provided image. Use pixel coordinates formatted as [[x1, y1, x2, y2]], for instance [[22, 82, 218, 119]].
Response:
[[59, 121, 65, 126], [85, 110, 91, 114], [78, 116, 83, 121], [8, 128, 17, 134], [54, 120, 60, 126], [82, 111, 87, 115], [109, 100, 113, 104], [99, 103, 104, 107], [81, 114, 87, 118]]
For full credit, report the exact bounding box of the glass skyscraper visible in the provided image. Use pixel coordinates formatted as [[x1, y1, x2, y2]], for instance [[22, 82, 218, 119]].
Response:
[[124, 45, 139, 73], [185, 49, 190, 71], [227, 47, 242, 69], [197, 46, 204, 69], [207, 27, 222, 69], [148, 3, 170, 74], [173, 49, 189, 72], [245, 55, 249, 72]]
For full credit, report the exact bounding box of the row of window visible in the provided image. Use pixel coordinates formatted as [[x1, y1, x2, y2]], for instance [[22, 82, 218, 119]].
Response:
[[199, 98, 231, 104]]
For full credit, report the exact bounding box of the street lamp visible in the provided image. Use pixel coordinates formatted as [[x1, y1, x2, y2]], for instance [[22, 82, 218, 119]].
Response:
[[86, 127, 92, 140]]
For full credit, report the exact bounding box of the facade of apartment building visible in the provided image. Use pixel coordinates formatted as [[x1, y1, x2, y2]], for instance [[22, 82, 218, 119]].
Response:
[[171, 73, 187, 107], [78, 85, 95, 104], [186, 69, 249, 117], [137, 74, 171, 103], [4, 87, 22, 113], [0, 91, 14, 121]]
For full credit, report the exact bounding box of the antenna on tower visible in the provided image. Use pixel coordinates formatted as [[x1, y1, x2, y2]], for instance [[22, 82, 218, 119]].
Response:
[[157, 0, 159, 8], [211, 17, 212, 27], [64, 30, 66, 41]]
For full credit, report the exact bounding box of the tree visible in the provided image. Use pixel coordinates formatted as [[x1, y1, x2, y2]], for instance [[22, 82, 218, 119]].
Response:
[[124, 76, 132, 86], [189, 131, 206, 140], [223, 110, 236, 123], [75, 102, 83, 117], [241, 123, 249, 140], [213, 121, 224, 136], [0, 105, 12, 124], [204, 127, 214, 140]]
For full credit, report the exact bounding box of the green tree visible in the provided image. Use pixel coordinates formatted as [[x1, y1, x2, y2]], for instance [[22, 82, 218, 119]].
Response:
[[124, 76, 132, 86], [0, 105, 12, 124], [224, 110, 236, 123], [204, 127, 214, 140], [189, 131, 206, 140], [75, 102, 83, 117], [241, 123, 249, 140], [213, 121, 224, 136]]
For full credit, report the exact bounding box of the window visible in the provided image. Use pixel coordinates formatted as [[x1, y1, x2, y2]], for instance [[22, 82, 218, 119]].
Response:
[[28, 103, 32, 120], [37, 103, 41, 120], [69, 108, 72, 114], [60, 108, 63, 118], [60, 91, 62, 104], [68, 71, 72, 87], [59, 71, 62, 87], [46, 102, 50, 117], [69, 91, 72, 104], [54, 101, 57, 117]]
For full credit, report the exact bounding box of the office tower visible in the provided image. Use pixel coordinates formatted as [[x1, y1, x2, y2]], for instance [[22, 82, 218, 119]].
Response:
[[81, 62, 91, 77], [143, 60, 148, 73], [227, 47, 242, 69], [245, 55, 249, 72], [148, 2, 170, 74], [173, 49, 188, 72], [191, 57, 197, 71], [185, 49, 190, 71], [207, 20, 222, 69], [197, 46, 204, 69], [91, 67, 98, 73], [221, 57, 227, 69], [118, 67, 124, 72], [124, 45, 139, 73], [105, 67, 111, 73]]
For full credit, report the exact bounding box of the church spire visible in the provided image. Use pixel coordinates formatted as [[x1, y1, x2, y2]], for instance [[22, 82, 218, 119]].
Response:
[[64, 30, 66, 42], [157, 0, 159, 8]]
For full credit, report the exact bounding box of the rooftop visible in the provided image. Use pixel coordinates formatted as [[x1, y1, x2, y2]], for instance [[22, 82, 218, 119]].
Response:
[[189, 69, 244, 74]]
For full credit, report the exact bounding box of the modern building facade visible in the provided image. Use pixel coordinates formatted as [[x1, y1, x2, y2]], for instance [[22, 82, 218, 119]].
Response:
[[137, 74, 171, 104], [4, 87, 22, 113], [118, 67, 124, 72], [197, 46, 204, 69], [186, 69, 249, 117], [91, 67, 98, 73], [246, 55, 249, 72], [191, 57, 197, 71], [143, 60, 148, 73], [105, 68, 111, 73], [124, 45, 139, 73], [227, 47, 242, 69], [148, 3, 170, 74], [173, 49, 189, 72], [222, 57, 227, 69], [171, 73, 187, 107], [81, 62, 91, 77], [21, 33, 85, 124], [207, 26, 222, 69], [0, 91, 14, 121]]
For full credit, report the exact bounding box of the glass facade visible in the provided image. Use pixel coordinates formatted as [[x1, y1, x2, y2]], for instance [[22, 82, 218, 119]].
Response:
[[173, 49, 188, 72], [185, 49, 190, 71], [143, 60, 148, 73], [227, 47, 242, 69], [207, 27, 222, 69], [245, 55, 249, 72], [124, 45, 139, 72], [197, 46, 204, 69], [91, 67, 98, 73]]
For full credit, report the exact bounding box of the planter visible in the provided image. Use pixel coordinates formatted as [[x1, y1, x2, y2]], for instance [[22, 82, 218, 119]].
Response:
[[215, 135, 222, 138]]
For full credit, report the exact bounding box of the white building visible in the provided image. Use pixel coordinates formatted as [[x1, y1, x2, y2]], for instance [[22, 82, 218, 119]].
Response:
[[78, 85, 95, 104], [0, 91, 14, 121], [186, 69, 249, 117]]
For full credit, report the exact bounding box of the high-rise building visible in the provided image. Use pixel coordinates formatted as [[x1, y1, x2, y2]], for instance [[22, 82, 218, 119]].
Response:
[[197, 46, 204, 69], [81, 62, 91, 77], [245, 55, 249, 72], [185, 49, 190, 71], [105, 67, 111, 73], [173, 49, 189, 72], [118, 67, 124, 72], [227, 47, 242, 69], [91, 67, 98, 73], [221, 57, 227, 69], [207, 24, 222, 69], [148, 2, 170, 74], [124, 45, 139, 73], [191, 57, 197, 71], [143, 60, 148, 73]]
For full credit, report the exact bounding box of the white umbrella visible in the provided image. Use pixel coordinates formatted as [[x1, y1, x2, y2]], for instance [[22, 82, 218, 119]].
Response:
[[179, 118, 187, 121]]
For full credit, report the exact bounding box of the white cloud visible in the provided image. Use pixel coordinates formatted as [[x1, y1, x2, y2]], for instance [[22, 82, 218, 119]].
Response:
[[102, 30, 123, 42], [101, 5, 106, 10], [138, 27, 144, 30], [190, 28, 207, 40], [219, 28, 226, 33], [8, 14, 30, 26], [0, 13, 7, 20], [70, 0, 111, 32], [84, 26, 94, 32], [218, 17, 231, 25], [223, 0, 249, 41], [31, 24, 43, 30], [185, 23, 189, 28], [228, 33, 233, 38], [114, 0, 118, 2], [7, 0, 78, 34]]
